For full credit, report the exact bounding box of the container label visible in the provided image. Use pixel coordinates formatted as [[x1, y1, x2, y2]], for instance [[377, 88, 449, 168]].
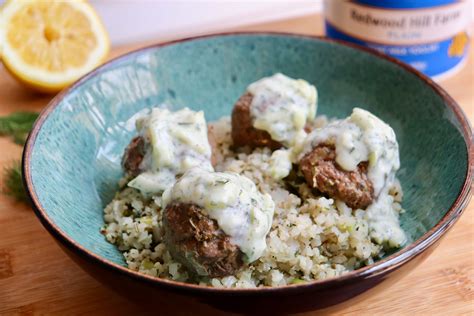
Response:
[[324, 1, 471, 45], [324, 0, 471, 77]]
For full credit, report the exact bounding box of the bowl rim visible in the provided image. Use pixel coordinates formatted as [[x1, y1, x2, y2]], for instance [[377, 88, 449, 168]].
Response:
[[23, 31, 473, 295]]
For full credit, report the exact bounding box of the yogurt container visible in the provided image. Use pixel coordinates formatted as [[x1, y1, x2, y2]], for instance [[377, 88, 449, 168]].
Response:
[[323, 0, 471, 79]]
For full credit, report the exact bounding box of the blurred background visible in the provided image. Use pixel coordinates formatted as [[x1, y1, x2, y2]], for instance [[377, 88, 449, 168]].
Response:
[[91, 0, 321, 46], [87, 0, 473, 78], [1, 0, 473, 47]]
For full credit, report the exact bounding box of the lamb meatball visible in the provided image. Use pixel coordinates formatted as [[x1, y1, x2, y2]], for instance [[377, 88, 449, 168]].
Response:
[[122, 127, 219, 176], [163, 203, 244, 277], [122, 136, 146, 176], [299, 144, 374, 209], [231, 92, 282, 150]]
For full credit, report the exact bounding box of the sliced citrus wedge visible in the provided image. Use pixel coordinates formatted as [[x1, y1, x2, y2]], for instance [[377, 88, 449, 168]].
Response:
[[0, 0, 110, 93]]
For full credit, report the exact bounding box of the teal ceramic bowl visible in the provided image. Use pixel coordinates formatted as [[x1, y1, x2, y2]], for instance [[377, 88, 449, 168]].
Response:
[[23, 33, 473, 314]]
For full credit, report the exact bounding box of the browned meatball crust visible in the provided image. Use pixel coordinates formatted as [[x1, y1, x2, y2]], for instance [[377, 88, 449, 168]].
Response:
[[163, 203, 244, 277], [231, 92, 282, 150], [299, 144, 374, 209], [122, 136, 146, 176]]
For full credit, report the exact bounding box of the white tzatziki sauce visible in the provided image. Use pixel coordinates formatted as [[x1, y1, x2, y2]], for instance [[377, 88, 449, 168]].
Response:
[[128, 107, 213, 195], [247, 73, 317, 147], [162, 168, 275, 262], [268, 149, 293, 180], [300, 108, 406, 246]]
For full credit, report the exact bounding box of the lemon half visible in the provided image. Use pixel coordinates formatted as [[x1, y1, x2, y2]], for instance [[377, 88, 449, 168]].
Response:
[[0, 0, 110, 93]]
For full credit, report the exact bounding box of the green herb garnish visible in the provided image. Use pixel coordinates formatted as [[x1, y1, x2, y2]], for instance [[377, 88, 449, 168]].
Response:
[[0, 111, 39, 203], [215, 179, 230, 185], [290, 278, 306, 284], [141, 259, 155, 270], [0, 112, 39, 145], [2, 161, 30, 203]]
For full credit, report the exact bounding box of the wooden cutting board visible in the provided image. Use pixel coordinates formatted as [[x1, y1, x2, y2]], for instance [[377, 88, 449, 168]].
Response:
[[0, 14, 472, 316]]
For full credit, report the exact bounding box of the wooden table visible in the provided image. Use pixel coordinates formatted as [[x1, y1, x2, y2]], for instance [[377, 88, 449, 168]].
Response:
[[1, 14, 472, 315]]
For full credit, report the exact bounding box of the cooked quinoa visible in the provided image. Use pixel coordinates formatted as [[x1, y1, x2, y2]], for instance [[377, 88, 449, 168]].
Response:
[[101, 117, 405, 288]]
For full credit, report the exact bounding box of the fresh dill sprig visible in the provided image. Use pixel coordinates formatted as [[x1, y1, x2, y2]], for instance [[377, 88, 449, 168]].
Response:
[[0, 111, 38, 203], [2, 161, 30, 204], [0, 112, 39, 145]]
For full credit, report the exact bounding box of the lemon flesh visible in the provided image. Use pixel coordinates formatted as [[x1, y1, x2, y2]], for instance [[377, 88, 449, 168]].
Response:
[[0, 0, 110, 92]]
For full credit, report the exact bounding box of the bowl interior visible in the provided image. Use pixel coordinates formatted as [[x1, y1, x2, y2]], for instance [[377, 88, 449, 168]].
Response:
[[29, 34, 469, 266]]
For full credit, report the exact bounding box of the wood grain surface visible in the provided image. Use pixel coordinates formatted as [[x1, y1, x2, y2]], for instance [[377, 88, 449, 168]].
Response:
[[0, 14, 472, 316]]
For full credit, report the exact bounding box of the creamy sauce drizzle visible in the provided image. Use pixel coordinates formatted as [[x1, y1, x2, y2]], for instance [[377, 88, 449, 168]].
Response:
[[268, 149, 293, 180], [248, 73, 317, 147], [162, 168, 275, 262], [301, 108, 406, 246], [128, 107, 213, 195]]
